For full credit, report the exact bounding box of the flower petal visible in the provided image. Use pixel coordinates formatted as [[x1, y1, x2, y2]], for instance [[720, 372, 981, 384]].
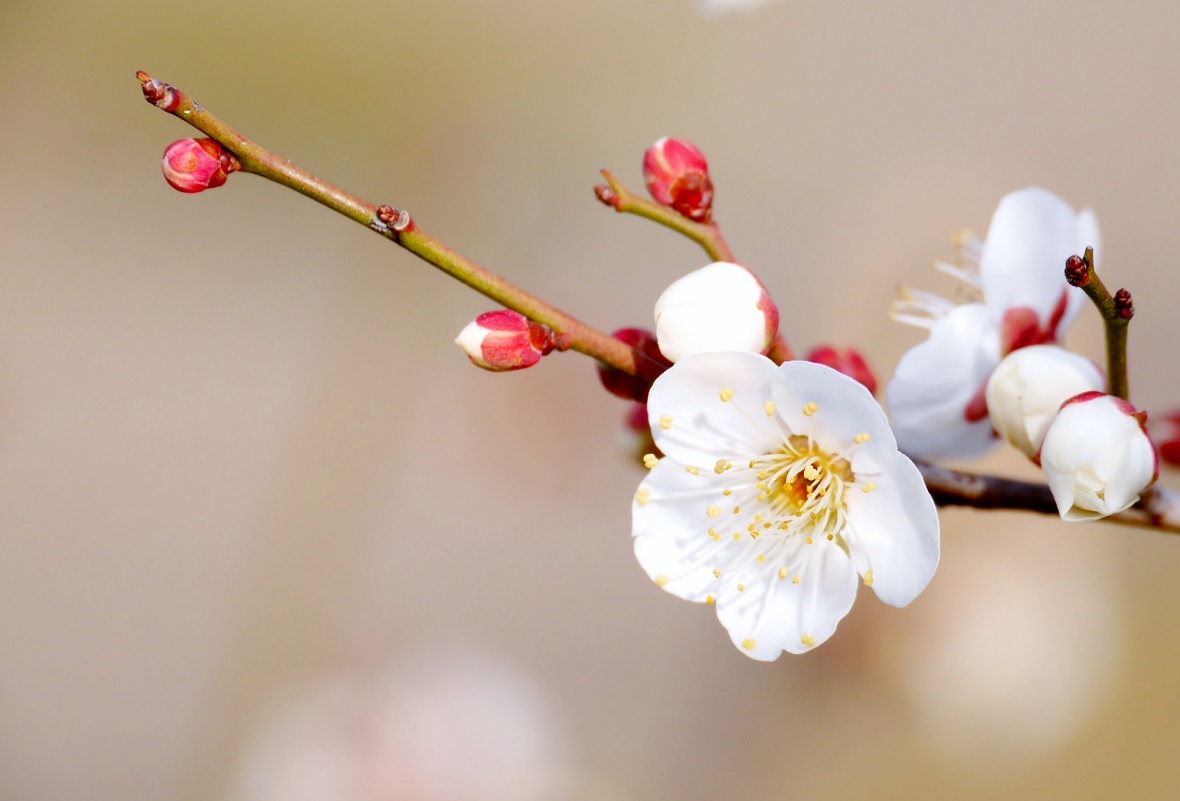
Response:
[[769, 361, 898, 476], [887, 304, 1001, 460], [715, 540, 858, 659], [979, 187, 1094, 331], [842, 452, 940, 607], [646, 351, 781, 466], [633, 459, 760, 601]]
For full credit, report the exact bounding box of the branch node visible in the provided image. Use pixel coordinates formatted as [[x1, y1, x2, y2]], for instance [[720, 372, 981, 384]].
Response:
[[136, 70, 180, 112], [376, 204, 412, 233], [593, 184, 620, 209]]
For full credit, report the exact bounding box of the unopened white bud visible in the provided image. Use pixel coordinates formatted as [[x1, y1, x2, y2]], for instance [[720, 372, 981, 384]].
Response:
[[1039, 392, 1158, 521], [653, 262, 779, 363], [985, 345, 1104, 458]]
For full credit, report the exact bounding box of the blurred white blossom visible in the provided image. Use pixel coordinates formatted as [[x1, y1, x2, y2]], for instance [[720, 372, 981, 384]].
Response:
[[888, 188, 1099, 460], [233, 655, 574, 801]]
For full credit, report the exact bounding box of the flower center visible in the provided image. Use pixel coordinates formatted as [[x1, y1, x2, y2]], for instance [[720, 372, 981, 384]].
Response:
[[753, 435, 855, 543]]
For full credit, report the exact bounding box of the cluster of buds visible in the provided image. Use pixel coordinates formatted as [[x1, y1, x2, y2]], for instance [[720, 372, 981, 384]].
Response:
[[161, 138, 238, 193], [986, 346, 1157, 520]]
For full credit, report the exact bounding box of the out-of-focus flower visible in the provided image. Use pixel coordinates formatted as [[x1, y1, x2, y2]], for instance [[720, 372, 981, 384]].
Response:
[[696, 0, 780, 17], [985, 345, 1104, 459], [632, 352, 939, 659], [234, 656, 573, 801], [161, 137, 235, 193], [1039, 392, 1158, 521], [653, 262, 778, 363], [455, 310, 553, 372], [884, 533, 1123, 767], [1149, 409, 1180, 469], [643, 137, 713, 222], [804, 345, 878, 395], [887, 188, 1099, 460]]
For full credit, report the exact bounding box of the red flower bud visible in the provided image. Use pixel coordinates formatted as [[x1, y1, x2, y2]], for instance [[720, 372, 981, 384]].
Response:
[[161, 138, 236, 193], [642, 137, 714, 223], [1149, 409, 1180, 469], [804, 346, 878, 395], [455, 310, 554, 372], [597, 328, 672, 402]]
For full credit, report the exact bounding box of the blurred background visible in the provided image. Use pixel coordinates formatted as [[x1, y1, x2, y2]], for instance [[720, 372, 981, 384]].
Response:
[[2, 1, 1180, 799]]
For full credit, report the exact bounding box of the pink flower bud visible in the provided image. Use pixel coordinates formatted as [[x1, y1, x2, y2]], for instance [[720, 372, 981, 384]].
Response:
[[596, 328, 673, 402], [162, 138, 236, 193], [804, 346, 878, 395], [1039, 392, 1158, 521], [455, 310, 554, 372], [1149, 409, 1180, 468], [653, 262, 778, 363], [642, 137, 714, 223]]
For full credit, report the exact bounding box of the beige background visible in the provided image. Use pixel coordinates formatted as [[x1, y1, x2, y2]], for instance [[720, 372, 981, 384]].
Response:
[[2, 1, 1180, 799]]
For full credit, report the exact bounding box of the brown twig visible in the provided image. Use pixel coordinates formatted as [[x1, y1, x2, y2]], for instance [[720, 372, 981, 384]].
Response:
[[136, 71, 666, 384]]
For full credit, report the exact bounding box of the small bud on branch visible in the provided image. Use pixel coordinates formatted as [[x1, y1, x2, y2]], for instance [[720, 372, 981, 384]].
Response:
[[161, 138, 239, 193]]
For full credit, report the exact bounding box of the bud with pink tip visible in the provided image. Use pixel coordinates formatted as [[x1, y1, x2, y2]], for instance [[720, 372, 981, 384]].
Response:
[[597, 328, 672, 402], [985, 345, 1104, 459], [653, 262, 779, 363], [161, 138, 237, 193], [455, 310, 555, 372], [804, 346, 878, 394], [643, 137, 714, 223], [1038, 392, 1158, 521]]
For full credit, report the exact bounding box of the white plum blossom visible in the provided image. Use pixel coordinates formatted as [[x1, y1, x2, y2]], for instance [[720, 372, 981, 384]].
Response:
[[653, 262, 778, 363], [632, 352, 940, 660], [887, 188, 1100, 461], [1039, 392, 1158, 521], [985, 345, 1105, 459]]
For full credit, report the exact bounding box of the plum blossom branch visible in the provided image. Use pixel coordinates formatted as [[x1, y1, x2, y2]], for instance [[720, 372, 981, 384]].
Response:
[[137, 73, 1176, 534], [913, 458, 1180, 534], [1065, 246, 1131, 400], [594, 169, 735, 262], [135, 71, 665, 384], [593, 168, 794, 362]]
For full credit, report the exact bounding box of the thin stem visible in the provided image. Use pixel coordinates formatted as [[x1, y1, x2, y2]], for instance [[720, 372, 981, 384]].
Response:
[[135, 71, 665, 384], [597, 169, 735, 262], [594, 169, 795, 363], [1067, 247, 1131, 399]]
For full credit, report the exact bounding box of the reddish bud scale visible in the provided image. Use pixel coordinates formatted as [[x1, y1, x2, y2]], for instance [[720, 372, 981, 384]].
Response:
[[162, 138, 236, 193], [804, 346, 878, 395], [1114, 288, 1134, 319], [597, 328, 672, 402], [643, 137, 714, 223], [1064, 254, 1089, 287]]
